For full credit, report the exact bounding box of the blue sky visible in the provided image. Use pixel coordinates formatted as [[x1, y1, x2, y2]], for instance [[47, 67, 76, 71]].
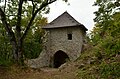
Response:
[[45, 0, 98, 32]]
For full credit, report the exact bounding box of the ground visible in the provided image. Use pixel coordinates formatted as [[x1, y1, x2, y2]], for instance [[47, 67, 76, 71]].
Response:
[[0, 61, 80, 79], [0, 44, 120, 79], [0, 44, 91, 79], [0, 46, 100, 79]]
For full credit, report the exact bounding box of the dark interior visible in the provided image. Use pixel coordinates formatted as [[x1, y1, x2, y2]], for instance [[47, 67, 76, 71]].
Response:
[[53, 50, 69, 68]]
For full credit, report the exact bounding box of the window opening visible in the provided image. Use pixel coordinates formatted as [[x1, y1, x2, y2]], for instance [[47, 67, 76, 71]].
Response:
[[68, 34, 72, 40]]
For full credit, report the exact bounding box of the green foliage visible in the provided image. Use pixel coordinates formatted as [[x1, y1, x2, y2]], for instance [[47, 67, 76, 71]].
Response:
[[23, 17, 47, 59], [23, 41, 42, 59], [71, 1, 120, 78], [0, 25, 13, 66], [77, 56, 100, 79], [99, 62, 120, 79], [23, 29, 45, 59], [93, 35, 120, 59], [78, 69, 98, 79], [91, 0, 120, 58], [86, 0, 120, 78], [0, 0, 51, 64]]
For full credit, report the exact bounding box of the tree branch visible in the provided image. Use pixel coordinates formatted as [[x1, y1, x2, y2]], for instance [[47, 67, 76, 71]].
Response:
[[4, 0, 7, 12], [0, 8, 17, 46], [21, 0, 57, 41], [16, 0, 23, 39], [32, 0, 35, 15]]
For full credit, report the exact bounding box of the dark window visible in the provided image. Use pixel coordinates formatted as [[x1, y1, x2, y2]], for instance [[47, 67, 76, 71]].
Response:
[[68, 34, 72, 40]]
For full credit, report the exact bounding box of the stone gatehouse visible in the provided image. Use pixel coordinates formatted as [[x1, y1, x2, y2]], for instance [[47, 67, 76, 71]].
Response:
[[27, 12, 88, 68]]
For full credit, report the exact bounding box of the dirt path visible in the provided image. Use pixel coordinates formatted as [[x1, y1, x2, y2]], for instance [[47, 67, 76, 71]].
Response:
[[0, 62, 79, 79], [21, 66, 78, 79]]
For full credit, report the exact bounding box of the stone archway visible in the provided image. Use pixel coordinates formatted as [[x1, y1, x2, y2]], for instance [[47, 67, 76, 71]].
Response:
[[53, 50, 69, 68]]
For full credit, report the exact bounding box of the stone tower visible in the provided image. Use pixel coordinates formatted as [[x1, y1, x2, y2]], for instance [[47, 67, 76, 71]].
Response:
[[27, 12, 88, 68]]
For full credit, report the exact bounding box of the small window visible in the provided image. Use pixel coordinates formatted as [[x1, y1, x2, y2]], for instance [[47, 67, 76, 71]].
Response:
[[68, 34, 72, 40]]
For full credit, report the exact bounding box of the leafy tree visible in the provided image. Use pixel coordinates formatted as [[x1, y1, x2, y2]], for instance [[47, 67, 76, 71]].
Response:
[[88, 1, 120, 78], [93, 0, 120, 36], [92, 0, 120, 57], [91, 0, 120, 56], [0, 22, 13, 66], [0, 0, 68, 65], [23, 17, 47, 59]]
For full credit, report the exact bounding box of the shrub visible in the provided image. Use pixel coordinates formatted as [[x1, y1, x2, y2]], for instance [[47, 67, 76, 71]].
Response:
[[99, 62, 120, 79]]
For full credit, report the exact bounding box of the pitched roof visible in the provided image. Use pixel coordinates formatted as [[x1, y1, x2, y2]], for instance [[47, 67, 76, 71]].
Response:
[[42, 11, 88, 31]]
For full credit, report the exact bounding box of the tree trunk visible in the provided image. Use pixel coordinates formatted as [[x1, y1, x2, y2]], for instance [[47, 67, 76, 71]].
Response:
[[17, 40, 24, 65], [0, 0, 58, 65], [11, 39, 24, 65]]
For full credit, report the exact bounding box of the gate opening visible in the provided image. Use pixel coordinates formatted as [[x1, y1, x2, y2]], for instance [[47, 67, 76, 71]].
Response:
[[53, 50, 69, 68]]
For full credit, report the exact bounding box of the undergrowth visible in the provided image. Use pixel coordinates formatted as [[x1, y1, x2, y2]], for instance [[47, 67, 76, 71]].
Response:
[[77, 43, 120, 79]]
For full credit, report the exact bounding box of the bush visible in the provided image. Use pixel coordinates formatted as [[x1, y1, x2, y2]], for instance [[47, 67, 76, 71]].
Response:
[[23, 29, 44, 59], [23, 41, 42, 59], [0, 36, 13, 66], [99, 62, 120, 79]]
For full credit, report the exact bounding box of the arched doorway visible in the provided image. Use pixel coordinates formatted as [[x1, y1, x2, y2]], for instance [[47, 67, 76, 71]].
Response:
[[53, 50, 69, 68]]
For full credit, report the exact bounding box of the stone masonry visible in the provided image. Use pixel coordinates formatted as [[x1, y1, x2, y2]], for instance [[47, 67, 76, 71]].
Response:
[[27, 12, 88, 68]]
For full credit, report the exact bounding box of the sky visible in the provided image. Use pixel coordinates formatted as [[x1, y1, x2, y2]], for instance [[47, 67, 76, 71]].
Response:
[[0, 0, 98, 31], [45, 0, 98, 32]]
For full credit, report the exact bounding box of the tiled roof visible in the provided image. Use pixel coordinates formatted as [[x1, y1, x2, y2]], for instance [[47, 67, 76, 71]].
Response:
[[42, 11, 88, 31]]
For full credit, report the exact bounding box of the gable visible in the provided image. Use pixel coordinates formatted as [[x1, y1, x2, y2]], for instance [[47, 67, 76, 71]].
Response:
[[42, 11, 88, 31]]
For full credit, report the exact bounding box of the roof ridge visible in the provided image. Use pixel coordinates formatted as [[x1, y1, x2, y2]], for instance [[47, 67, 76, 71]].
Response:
[[42, 11, 88, 31], [50, 11, 69, 24]]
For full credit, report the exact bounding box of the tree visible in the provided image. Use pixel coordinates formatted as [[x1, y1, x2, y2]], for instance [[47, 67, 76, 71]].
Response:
[[92, 0, 120, 41], [91, 0, 120, 56], [91, 1, 120, 78], [93, 0, 120, 33], [0, 0, 68, 64], [23, 17, 47, 59], [0, 22, 13, 66]]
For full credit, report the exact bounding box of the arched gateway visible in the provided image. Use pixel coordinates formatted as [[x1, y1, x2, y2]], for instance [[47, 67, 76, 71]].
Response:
[[27, 12, 87, 68], [53, 50, 69, 68]]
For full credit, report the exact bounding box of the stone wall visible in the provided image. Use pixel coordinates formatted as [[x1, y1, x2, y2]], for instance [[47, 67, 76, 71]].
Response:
[[26, 26, 86, 68], [45, 26, 85, 67]]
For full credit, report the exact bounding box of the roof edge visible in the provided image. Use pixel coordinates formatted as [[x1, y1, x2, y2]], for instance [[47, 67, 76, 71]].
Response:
[[42, 11, 88, 31], [42, 24, 88, 31]]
